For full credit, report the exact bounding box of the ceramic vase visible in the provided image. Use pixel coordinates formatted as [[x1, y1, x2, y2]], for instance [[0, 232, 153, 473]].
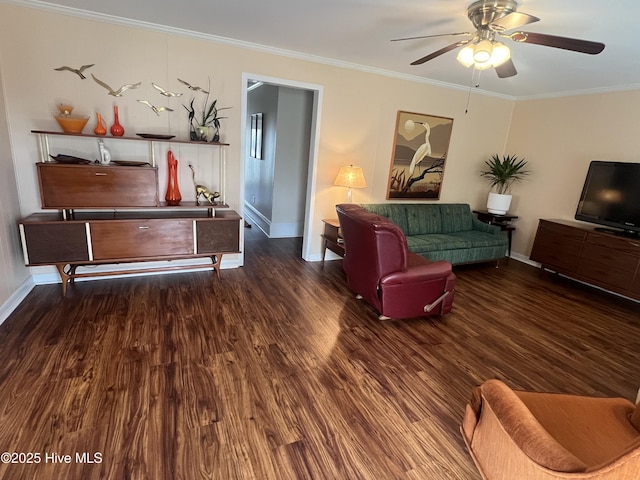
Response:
[[487, 192, 512, 215], [110, 105, 125, 136], [94, 113, 107, 136], [165, 150, 182, 206]]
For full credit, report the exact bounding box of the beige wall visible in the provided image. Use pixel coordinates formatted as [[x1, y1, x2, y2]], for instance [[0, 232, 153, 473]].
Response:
[[505, 90, 640, 256], [0, 36, 29, 313]]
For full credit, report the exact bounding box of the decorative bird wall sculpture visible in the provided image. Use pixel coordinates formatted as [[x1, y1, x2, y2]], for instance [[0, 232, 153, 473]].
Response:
[[91, 74, 141, 96], [152, 83, 183, 97], [177, 78, 209, 94], [54, 64, 95, 79], [137, 100, 174, 116]]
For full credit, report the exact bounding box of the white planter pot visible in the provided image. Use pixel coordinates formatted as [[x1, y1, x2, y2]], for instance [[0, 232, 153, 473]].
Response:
[[487, 192, 512, 215]]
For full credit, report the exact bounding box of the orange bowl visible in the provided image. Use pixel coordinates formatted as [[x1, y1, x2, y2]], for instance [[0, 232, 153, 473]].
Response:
[[55, 114, 90, 134]]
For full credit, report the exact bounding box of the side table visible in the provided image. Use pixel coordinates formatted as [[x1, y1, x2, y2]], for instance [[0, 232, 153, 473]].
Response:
[[321, 218, 344, 261], [473, 210, 518, 257]]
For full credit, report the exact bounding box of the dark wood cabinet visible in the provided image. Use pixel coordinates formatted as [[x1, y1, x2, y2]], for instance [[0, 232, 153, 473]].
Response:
[[90, 218, 194, 260], [530, 219, 640, 301], [20, 131, 240, 296], [37, 162, 159, 208]]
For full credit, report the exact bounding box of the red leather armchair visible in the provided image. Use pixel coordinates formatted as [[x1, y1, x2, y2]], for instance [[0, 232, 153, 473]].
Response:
[[336, 204, 455, 319]]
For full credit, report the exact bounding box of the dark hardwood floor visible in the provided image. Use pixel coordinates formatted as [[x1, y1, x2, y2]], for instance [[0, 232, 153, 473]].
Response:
[[0, 226, 638, 479]]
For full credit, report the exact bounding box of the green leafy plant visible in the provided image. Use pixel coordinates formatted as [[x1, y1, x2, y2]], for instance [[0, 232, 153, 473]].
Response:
[[183, 80, 231, 142], [481, 154, 530, 194]]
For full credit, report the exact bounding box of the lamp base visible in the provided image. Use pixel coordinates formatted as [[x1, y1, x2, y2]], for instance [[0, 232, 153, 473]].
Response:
[[346, 188, 353, 203]]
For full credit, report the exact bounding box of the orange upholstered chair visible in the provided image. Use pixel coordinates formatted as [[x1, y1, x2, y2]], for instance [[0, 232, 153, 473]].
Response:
[[462, 379, 640, 479]]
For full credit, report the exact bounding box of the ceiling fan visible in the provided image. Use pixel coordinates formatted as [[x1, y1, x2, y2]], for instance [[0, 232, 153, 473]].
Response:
[[392, 0, 605, 78]]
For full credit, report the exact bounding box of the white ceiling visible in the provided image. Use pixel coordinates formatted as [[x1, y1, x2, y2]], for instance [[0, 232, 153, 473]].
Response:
[[27, 0, 640, 99]]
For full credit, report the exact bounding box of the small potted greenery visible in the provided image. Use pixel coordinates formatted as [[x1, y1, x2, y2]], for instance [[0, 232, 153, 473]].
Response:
[[481, 154, 530, 214], [184, 81, 231, 142]]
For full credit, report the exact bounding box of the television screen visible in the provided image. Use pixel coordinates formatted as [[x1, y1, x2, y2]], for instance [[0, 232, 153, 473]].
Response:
[[575, 161, 640, 235]]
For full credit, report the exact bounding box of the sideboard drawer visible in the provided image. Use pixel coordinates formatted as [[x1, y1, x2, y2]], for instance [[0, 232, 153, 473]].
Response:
[[90, 219, 193, 260], [38, 163, 159, 208]]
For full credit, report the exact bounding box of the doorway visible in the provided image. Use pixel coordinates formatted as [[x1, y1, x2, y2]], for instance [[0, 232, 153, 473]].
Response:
[[240, 73, 323, 263]]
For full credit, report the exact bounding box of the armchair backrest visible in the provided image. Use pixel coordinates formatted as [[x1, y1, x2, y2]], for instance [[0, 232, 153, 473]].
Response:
[[336, 204, 409, 310]]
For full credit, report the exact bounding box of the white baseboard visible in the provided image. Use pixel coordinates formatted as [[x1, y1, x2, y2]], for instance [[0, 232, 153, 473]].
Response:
[[243, 203, 302, 238], [0, 276, 36, 326], [510, 252, 540, 267]]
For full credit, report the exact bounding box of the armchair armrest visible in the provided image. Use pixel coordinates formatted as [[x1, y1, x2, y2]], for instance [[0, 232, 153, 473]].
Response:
[[476, 379, 588, 473], [380, 260, 452, 286]]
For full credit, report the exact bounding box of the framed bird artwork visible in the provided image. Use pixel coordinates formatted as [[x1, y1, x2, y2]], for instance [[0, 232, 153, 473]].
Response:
[[386, 111, 454, 200]]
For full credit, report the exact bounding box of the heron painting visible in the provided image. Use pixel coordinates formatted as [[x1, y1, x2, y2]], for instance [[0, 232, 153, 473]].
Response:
[[387, 111, 454, 200]]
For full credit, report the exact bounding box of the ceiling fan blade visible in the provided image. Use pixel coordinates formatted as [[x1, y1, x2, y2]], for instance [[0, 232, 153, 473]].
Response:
[[410, 40, 470, 65], [510, 31, 605, 54], [391, 32, 471, 42], [495, 58, 517, 78], [490, 11, 539, 32]]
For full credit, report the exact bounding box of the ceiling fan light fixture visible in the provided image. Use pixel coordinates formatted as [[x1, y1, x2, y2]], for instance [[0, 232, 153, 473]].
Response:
[[456, 45, 475, 67], [473, 39, 493, 63], [490, 41, 511, 67]]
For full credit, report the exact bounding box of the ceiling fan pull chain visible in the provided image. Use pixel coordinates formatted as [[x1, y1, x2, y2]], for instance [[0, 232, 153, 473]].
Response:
[[465, 69, 482, 114]]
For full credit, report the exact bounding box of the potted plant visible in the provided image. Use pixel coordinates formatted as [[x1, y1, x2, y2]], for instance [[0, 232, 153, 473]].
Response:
[[184, 83, 231, 142], [481, 154, 530, 214]]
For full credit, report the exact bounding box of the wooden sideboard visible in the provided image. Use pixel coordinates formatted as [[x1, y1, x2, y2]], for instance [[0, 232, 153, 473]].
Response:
[[530, 219, 640, 301], [20, 131, 241, 295]]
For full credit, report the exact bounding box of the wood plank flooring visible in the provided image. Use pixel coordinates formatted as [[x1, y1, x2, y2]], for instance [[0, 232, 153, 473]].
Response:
[[0, 226, 638, 479]]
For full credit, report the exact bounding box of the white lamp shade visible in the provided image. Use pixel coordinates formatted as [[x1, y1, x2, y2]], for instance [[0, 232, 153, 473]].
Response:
[[334, 165, 367, 189]]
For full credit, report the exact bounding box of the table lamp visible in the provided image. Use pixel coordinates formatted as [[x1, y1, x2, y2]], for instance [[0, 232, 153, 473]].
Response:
[[333, 165, 367, 202]]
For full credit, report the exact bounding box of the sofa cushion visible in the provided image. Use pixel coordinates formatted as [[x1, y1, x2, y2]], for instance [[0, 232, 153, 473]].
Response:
[[360, 204, 409, 233], [405, 204, 442, 236], [516, 390, 639, 468], [407, 231, 507, 254], [440, 204, 473, 233]]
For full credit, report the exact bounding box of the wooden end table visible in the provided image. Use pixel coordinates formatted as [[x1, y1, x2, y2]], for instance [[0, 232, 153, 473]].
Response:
[[321, 218, 344, 261], [473, 210, 518, 256]]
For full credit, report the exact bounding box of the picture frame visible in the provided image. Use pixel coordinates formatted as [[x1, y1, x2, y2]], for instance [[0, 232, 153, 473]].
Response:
[[250, 112, 263, 159], [387, 110, 454, 200]]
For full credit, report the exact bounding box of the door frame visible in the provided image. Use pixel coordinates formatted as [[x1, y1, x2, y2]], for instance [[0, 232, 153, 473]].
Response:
[[240, 72, 324, 262]]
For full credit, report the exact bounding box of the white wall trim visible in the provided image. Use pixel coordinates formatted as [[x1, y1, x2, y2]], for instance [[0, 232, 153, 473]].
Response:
[[243, 203, 271, 236], [241, 72, 324, 261], [510, 252, 539, 267], [0, 276, 35, 326]]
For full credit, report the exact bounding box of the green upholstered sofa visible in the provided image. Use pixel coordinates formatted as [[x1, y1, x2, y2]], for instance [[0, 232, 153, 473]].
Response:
[[360, 203, 508, 265]]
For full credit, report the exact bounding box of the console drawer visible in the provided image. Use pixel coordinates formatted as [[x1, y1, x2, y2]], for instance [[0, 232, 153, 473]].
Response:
[[90, 219, 193, 260], [530, 220, 586, 271], [38, 163, 158, 208]]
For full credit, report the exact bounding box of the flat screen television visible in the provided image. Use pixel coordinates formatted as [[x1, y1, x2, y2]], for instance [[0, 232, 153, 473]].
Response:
[[575, 160, 640, 236]]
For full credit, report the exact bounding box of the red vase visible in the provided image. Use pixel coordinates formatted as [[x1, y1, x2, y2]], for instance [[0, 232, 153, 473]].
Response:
[[165, 150, 182, 206], [110, 105, 125, 136]]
